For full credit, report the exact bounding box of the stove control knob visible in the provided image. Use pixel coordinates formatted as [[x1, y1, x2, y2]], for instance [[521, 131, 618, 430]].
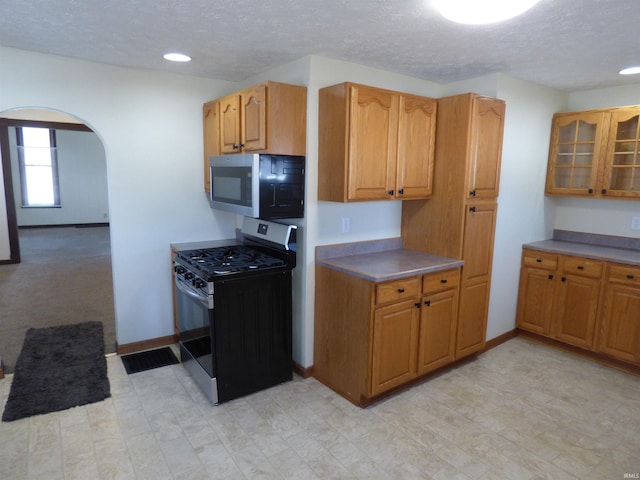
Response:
[[174, 265, 185, 274], [193, 279, 206, 288], [184, 272, 194, 280]]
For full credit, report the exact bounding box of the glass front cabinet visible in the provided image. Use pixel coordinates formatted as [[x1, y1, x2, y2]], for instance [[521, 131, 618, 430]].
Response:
[[546, 106, 640, 199]]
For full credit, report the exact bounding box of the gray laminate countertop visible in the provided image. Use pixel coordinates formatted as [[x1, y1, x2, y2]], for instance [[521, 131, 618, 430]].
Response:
[[316, 238, 463, 282], [523, 230, 640, 266]]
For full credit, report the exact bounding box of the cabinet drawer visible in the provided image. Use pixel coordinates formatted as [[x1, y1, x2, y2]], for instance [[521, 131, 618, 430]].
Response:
[[422, 269, 460, 294], [523, 251, 558, 270], [562, 257, 603, 278], [375, 277, 420, 305], [608, 264, 640, 286]]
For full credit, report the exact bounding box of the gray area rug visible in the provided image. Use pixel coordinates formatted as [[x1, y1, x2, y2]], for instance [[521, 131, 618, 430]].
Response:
[[2, 321, 111, 422]]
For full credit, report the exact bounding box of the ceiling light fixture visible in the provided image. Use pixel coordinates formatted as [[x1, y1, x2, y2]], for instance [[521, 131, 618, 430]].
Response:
[[619, 66, 640, 75], [163, 52, 191, 62], [433, 0, 540, 25]]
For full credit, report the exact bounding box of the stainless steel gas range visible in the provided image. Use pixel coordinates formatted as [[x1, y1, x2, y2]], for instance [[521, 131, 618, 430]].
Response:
[[173, 217, 296, 404]]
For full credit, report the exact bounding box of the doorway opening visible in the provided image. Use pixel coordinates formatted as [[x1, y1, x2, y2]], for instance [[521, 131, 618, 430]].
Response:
[[0, 108, 115, 374]]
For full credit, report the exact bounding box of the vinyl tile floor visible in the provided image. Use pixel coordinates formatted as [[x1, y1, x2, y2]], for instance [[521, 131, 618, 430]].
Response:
[[1, 337, 639, 480]]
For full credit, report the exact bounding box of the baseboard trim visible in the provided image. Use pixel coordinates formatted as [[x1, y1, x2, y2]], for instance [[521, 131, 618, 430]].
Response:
[[517, 329, 640, 377], [293, 362, 314, 378], [116, 334, 178, 355], [484, 329, 518, 351]]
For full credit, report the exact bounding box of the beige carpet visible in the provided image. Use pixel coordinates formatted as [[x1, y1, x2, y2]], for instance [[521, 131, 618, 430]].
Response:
[[0, 226, 116, 374]]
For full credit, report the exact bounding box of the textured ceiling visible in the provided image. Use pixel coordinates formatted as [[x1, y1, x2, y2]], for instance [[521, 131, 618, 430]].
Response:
[[1, 0, 639, 91]]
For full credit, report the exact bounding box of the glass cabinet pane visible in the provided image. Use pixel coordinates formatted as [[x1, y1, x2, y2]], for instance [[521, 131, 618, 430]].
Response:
[[571, 167, 592, 188], [609, 168, 632, 190], [615, 116, 639, 140], [576, 121, 597, 142], [574, 144, 594, 166], [554, 168, 571, 188]]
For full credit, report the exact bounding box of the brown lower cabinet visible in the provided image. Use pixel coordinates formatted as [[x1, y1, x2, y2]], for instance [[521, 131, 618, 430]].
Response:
[[314, 266, 460, 406], [516, 249, 640, 366]]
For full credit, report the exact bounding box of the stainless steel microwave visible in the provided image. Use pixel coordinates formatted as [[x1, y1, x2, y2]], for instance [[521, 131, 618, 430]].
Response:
[[209, 153, 305, 219]]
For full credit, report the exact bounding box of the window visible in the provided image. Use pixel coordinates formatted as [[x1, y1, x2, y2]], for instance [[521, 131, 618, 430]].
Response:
[[16, 126, 60, 207]]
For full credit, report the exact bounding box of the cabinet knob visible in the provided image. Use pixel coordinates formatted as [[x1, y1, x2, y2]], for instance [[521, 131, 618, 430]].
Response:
[[240, 143, 245, 148], [469, 190, 477, 196], [577, 266, 584, 270], [548, 274, 554, 280], [398, 189, 404, 195], [397, 288, 405, 293], [424, 300, 431, 307], [388, 190, 394, 196], [536, 258, 542, 263], [627, 274, 635, 279], [232, 143, 239, 150], [588, 188, 594, 194], [414, 302, 421, 308], [561, 277, 566, 282], [440, 279, 448, 284], [602, 188, 607, 194], [469, 206, 476, 212]]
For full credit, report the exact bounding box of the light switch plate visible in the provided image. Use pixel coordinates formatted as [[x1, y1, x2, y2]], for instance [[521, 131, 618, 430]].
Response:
[[632, 216, 640, 230], [342, 217, 350, 233]]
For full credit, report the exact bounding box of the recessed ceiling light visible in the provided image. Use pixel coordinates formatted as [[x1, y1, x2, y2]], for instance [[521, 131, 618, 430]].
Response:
[[163, 53, 191, 62], [619, 66, 640, 75], [433, 0, 540, 25]]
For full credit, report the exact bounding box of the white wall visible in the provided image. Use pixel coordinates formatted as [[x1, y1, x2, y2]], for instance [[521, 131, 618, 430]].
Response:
[[8, 128, 109, 226], [0, 46, 237, 345]]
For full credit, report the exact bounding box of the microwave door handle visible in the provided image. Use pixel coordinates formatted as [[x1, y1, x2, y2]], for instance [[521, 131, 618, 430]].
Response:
[[271, 184, 276, 206]]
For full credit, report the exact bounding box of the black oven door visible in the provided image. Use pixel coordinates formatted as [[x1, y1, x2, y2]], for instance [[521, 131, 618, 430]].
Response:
[[175, 277, 216, 377]]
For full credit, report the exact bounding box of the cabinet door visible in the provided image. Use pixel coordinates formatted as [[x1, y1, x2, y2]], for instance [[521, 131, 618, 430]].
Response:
[[552, 274, 601, 349], [601, 107, 640, 199], [461, 202, 497, 283], [347, 85, 399, 201], [203, 100, 220, 192], [371, 299, 419, 395], [545, 111, 608, 196], [396, 94, 436, 199], [516, 266, 556, 335], [220, 94, 241, 154], [241, 85, 267, 152], [418, 289, 458, 374], [456, 278, 489, 358], [597, 282, 640, 363], [466, 96, 505, 199]]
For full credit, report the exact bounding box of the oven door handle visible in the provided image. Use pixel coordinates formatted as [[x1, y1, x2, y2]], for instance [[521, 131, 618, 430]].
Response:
[[175, 278, 210, 307]]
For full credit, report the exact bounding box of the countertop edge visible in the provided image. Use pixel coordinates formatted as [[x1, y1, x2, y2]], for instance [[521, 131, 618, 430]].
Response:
[[317, 255, 464, 282], [523, 241, 640, 267]]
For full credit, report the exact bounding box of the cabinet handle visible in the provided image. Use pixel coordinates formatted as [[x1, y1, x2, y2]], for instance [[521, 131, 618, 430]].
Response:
[[548, 274, 554, 280], [414, 302, 421, 308], [388, 190, 394, 196], [561, 277, 566, 282], [424, 300, 431, 307], [469, 190, 477, 196], [440, 279, 448, 284], [469, 206, 476, 212], [232, 143, 239, 150], [577, 266, 584, 270], [240, 143, 245, 148], [588, 188, 594, 194], [398, 189, 404, 195], [397, 288, 405, 293], [627, 274, 635, 279], [536, 258, 542, 263], [602, 188, 607, 194]]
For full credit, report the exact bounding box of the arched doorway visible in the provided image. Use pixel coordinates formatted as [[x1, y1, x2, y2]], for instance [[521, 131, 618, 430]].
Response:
[[0, 108, 115, 374]]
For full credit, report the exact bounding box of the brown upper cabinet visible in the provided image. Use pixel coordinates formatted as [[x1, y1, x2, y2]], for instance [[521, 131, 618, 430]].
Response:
[[202, 81, 307, 192], [318, 82, 437, 202], [545, 105, 640, 199]]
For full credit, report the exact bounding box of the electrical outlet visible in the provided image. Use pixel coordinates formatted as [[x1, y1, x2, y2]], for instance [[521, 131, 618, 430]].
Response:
[[341, 217, 350, 233], [632, 216, 640, 230]]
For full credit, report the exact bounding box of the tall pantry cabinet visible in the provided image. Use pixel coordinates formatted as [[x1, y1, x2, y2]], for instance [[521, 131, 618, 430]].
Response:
[[401, 93, 506, 358]]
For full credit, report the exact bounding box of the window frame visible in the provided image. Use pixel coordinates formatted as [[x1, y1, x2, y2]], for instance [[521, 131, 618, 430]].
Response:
[[15, 126, 61, 207]]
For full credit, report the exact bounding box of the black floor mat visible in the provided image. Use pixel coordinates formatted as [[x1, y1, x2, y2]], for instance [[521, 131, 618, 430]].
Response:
[[121, 347, 179, 374]]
